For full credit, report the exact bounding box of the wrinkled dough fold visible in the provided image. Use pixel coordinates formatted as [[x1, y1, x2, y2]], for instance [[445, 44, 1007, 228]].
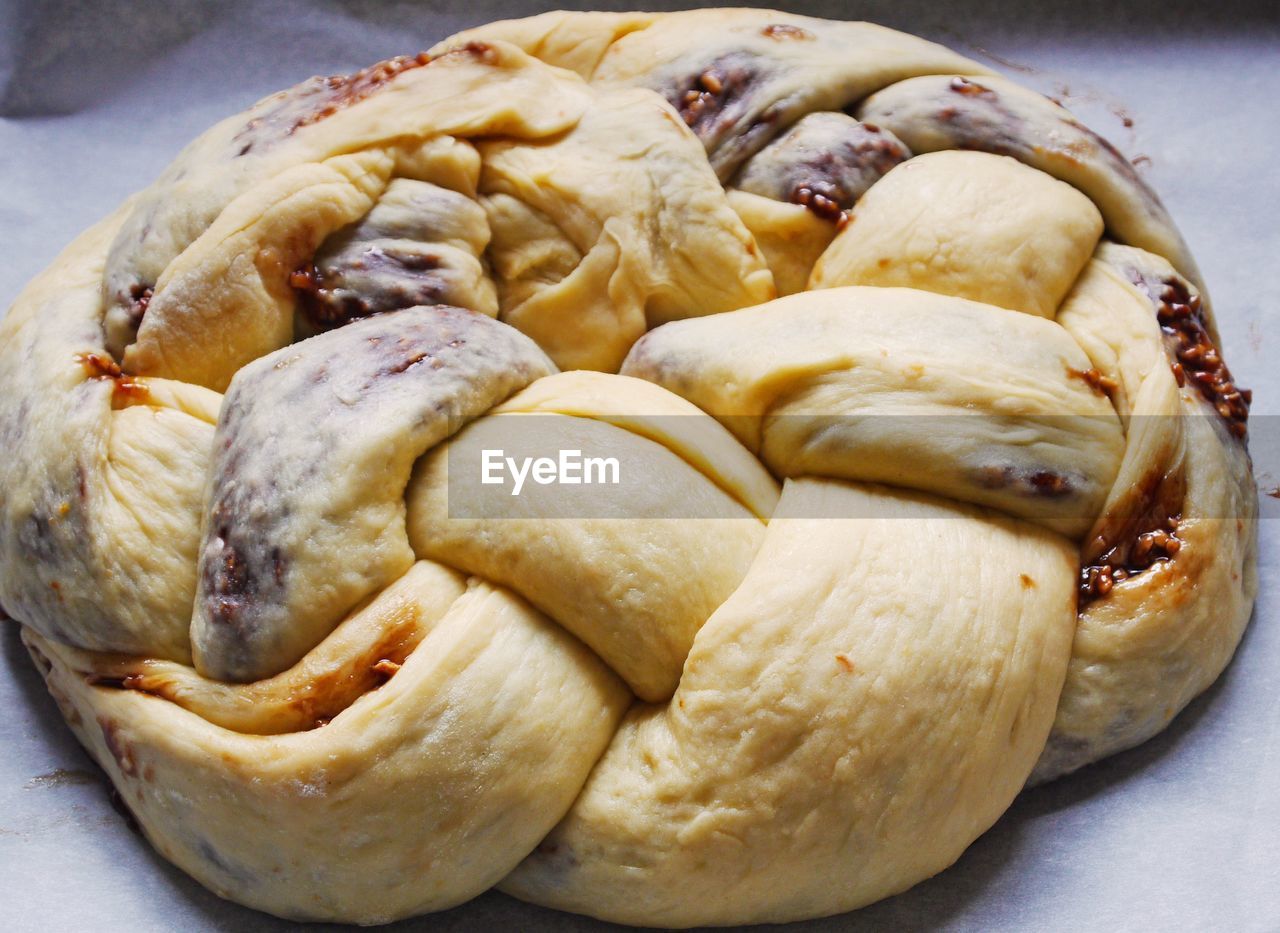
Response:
[[857, 73, 1206, 298], [810, 150, 1104, 318], [1034, 246, 1257, 780], [191, 307, 554, 682], [448, 9, 987, 178], [125, 152, 395, 391], [26, 570, 630, 924], [406, 372, 777, 701], [77, 562, 467, 735], [294, 176, 498, 332], [502, 478, 1076, 926], [480, 86, 774, 371], [103, 42, 596, 356], [624, 286, 1124, 537]]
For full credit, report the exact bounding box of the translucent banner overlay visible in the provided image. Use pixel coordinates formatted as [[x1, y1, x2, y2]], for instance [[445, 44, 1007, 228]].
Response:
[[440, 413, 1280, 521]]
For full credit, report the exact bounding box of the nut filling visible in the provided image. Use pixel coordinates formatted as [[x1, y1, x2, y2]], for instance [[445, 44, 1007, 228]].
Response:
[[233, 52, 435, 154], [1079, 470, 1186, 606], [231, 42, 497, 156], [75, 352, 149, 405], [676, 57, 760, 139], [1130, 273, 1252, 439]]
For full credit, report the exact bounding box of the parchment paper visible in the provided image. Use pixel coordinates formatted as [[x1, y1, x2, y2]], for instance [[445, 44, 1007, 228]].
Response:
[[1, 2, 1277, 931]]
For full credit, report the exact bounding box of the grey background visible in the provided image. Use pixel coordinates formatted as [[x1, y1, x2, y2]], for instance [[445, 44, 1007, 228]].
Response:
[[1, 2, 1278, 931]]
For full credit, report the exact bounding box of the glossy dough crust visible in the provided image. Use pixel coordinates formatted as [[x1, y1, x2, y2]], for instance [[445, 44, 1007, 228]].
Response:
[[0, 8, 1257, 927]]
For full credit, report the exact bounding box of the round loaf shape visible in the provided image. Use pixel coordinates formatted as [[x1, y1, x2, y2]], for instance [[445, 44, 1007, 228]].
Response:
[[0, 8, 1257, 927]]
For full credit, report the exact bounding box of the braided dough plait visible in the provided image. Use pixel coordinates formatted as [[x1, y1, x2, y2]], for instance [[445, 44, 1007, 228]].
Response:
[[0, 7, 1257, 926]]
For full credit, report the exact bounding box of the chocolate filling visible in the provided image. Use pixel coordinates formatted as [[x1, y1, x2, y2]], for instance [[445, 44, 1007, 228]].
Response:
[[125, 283, 152, 329], [932, 78, 1024, 157], [98, 717, 138, 778], [974, 464, 1076, 499], [787, 124, 909, 221], [291, 247, 445, 331]]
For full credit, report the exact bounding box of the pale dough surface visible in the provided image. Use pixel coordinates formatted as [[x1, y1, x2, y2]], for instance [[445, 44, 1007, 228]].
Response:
[[0, 7, 1257, 928]]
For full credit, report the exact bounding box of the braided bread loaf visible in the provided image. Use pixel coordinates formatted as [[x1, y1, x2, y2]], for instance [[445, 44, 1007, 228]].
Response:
[[0, 8, 1257, 927]]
